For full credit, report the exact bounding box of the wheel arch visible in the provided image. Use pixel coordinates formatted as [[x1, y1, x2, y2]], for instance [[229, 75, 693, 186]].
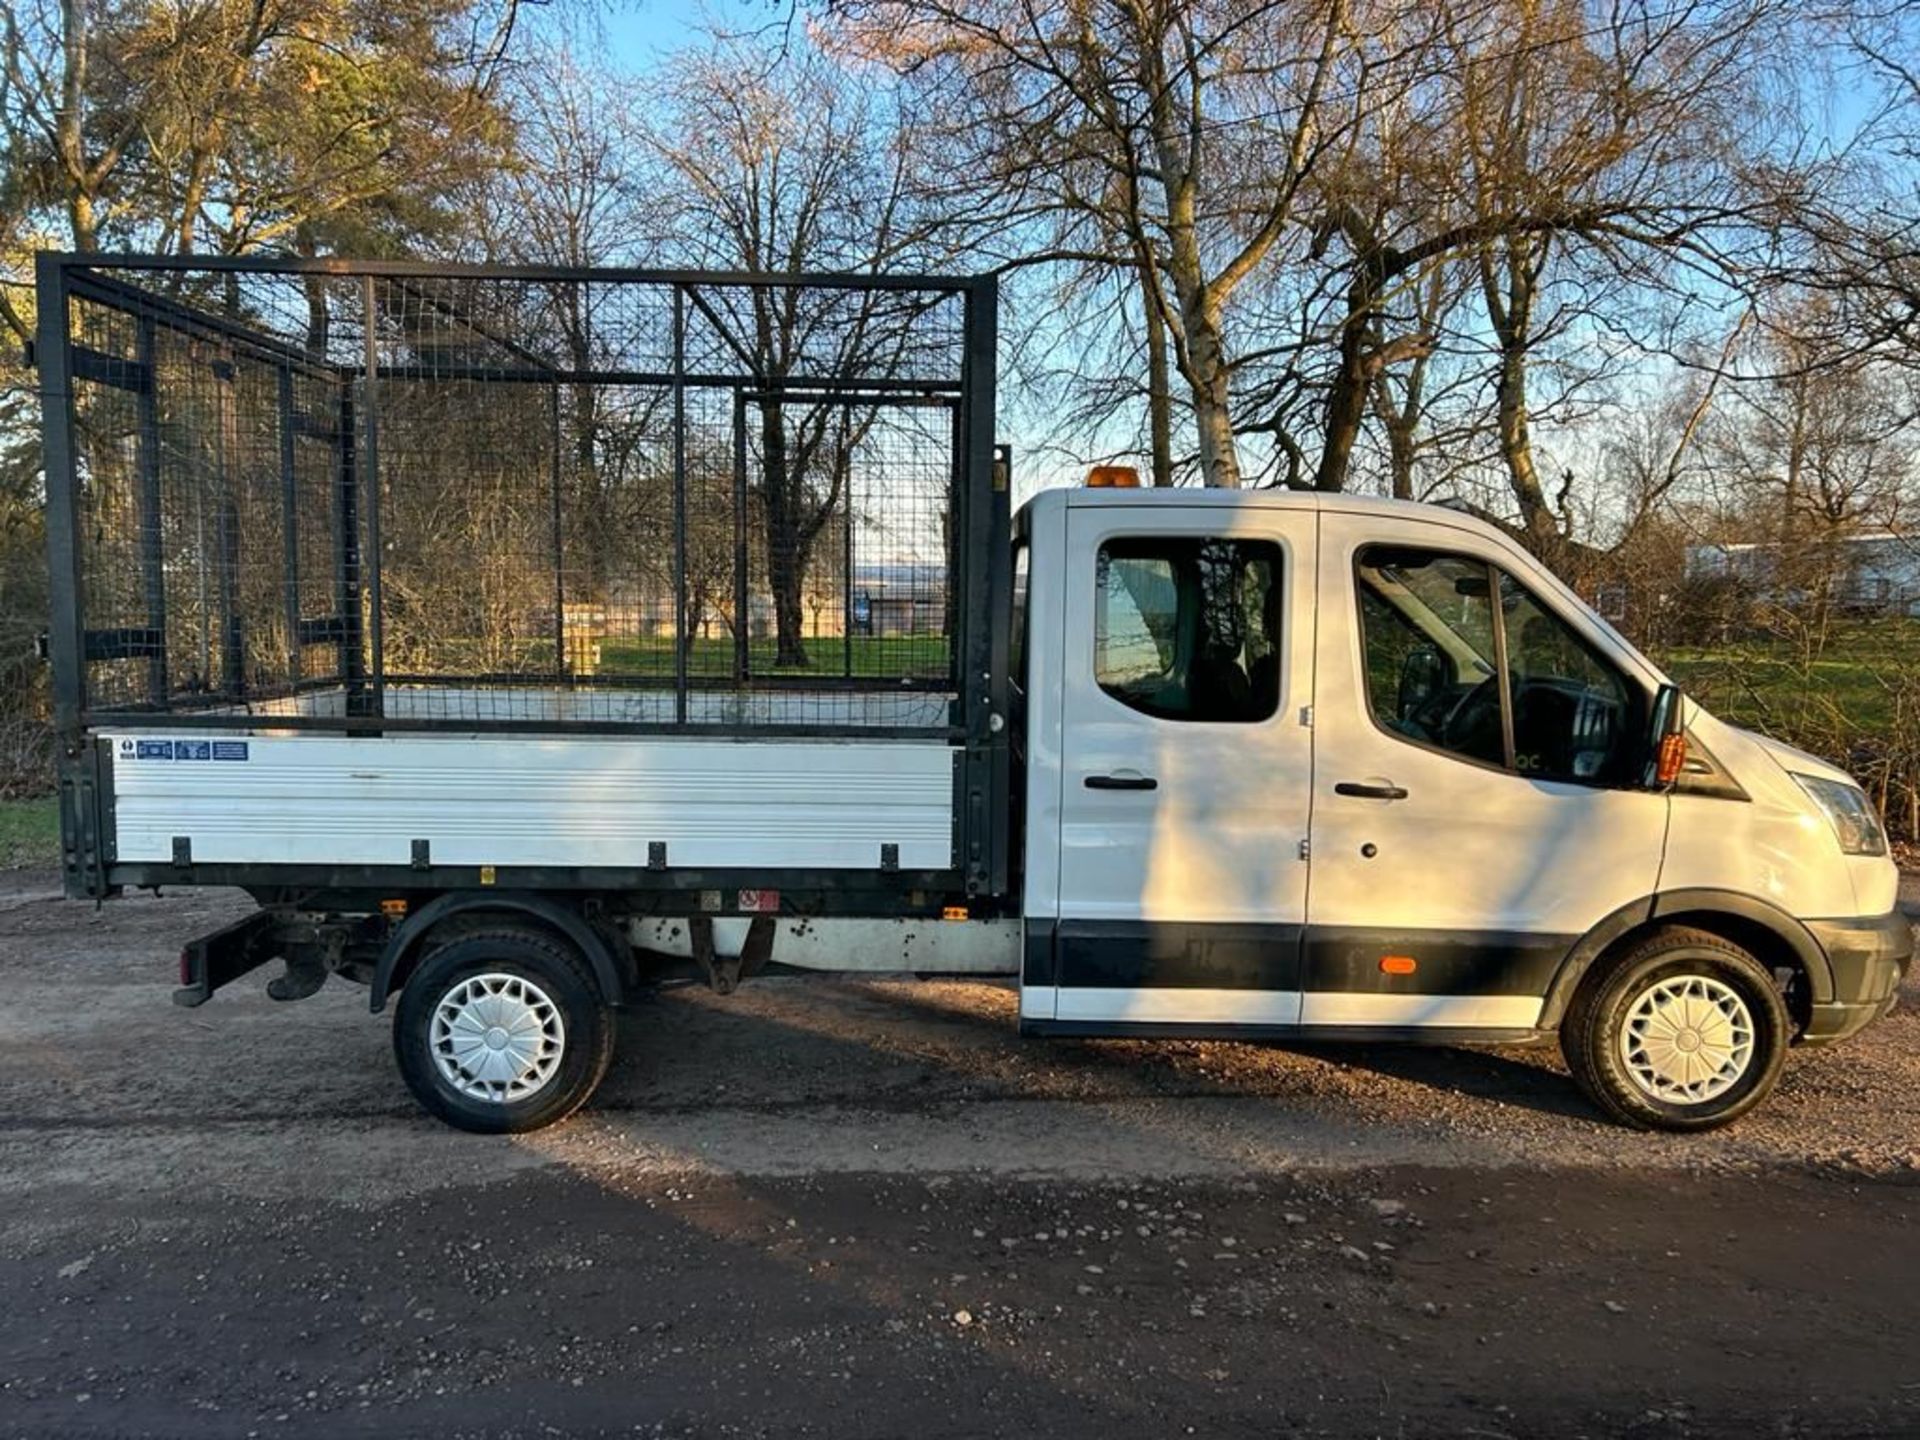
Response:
[[1538, 889, 1833, 1034], [369, 891, 626, 1014]]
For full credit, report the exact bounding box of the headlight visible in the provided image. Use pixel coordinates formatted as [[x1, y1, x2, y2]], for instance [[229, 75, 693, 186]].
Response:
[[1792, 774, 1888, 856]]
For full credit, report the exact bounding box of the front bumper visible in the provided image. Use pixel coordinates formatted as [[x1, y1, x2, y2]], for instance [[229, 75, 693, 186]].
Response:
[[1801, 908, 1914, 1046]]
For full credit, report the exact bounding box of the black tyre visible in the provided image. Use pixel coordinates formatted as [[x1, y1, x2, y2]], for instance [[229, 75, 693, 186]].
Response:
[[393, 926, 615, 1134], [1561, 926, 1789, 1132]]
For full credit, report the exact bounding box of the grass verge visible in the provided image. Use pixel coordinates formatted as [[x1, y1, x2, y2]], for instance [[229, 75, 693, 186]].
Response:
[[0, 796, 59, 869]]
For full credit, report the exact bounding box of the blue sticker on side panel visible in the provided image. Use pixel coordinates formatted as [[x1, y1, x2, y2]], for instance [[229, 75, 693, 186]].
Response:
[[135, 740, 173, 761], [211, 741, 249, 761], [174, 740, 211, 761]]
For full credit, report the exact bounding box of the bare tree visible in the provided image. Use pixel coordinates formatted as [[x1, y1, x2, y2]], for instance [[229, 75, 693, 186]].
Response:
[[1366, 264, 1474, 499], [836, 0, 1384, 489], [641, 33, 947, 666], [1755, 2, 1920, 372]]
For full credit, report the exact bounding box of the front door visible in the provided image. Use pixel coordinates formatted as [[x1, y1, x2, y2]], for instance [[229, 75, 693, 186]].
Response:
[[1303, 512, 1670, 1030], [1036, 500, 1316, 1025]]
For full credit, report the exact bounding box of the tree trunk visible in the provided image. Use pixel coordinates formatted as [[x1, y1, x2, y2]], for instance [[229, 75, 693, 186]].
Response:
[[57, 0, 98, 252], [68, 193, 97, 253], [1184, 304, 1241, 488], [1382, 400, 1416, 500], [1141, 59, 1240, 490], [761, 399, 809, 668], [301, 276, 329, 361], [1142, 265, 1174, 487], [1494, 344, 1556, 547], [1476, 232, 1557, 549], [1370, 269, 1442, 501], [1314, 288, 1374, 491]]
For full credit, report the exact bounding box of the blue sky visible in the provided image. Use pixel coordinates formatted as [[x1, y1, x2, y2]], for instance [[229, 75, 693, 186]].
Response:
[[590, 2, 791, 72]]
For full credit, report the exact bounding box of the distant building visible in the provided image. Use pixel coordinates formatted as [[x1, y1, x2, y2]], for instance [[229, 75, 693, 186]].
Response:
[[850, 563, 947, 637], [572, 562, 949, 651], [1682, 533, 1920, 615]]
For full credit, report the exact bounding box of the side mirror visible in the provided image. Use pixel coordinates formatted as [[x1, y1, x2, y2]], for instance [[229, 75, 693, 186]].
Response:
[[1398, 646, 1447, 717], [1645, 683, 1688, 789]]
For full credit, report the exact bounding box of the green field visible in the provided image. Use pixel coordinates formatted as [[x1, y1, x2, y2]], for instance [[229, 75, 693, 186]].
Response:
[[0, 796, 58, 869], [1659, 619, 1920, 744], [595, 634, 950, 678], [390, 634, 953, 680]]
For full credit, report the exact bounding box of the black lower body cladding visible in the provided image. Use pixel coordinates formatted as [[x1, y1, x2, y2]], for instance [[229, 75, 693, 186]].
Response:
[[1801, 908, 1913, 1045]]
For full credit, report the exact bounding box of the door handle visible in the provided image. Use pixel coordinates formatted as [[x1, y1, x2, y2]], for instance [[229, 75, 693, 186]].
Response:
[[1085, 772, 1158, 791], [1334, 781, 1408, 800]]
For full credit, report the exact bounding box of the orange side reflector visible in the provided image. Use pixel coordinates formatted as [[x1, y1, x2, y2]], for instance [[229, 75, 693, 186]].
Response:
[[942, 905, 969, 921], [380, 898, 408, 919], [1086, 464, 1141, 488], [1380, 955, 1417, 975], [1655, 733, 1688, 786]]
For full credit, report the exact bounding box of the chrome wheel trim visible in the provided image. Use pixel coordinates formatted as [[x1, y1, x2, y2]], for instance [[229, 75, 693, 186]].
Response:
[[1619, 973, 1755, 1106], [429, 972, 567, 1104]]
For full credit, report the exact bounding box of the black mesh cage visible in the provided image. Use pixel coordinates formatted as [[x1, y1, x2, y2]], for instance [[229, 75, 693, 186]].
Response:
[[39, 258, 1002, 740]]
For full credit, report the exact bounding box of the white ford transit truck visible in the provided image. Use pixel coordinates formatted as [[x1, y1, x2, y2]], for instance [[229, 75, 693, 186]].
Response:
[[38, 255, 1909, 1135]]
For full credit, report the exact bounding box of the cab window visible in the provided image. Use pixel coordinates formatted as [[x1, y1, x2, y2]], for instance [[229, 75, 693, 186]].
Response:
[[1095, 537, 1281, 722], [1499, 572, 1635, 780], [1355, 546, 1636, 782]]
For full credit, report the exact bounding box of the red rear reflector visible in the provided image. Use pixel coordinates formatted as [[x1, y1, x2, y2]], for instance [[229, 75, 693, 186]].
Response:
[[1655, 733, 1688, 786], [178, 948, 192, 986], [1380, 955, 1417, 975]]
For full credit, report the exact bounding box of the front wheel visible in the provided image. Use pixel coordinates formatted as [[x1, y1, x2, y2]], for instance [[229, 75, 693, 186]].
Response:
[[393, 926, 615, 1133], [1562, 926, 1790, 1132]]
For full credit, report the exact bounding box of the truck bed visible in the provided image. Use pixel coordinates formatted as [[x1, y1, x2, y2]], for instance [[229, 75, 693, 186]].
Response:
[[105, 731, 956, 872]]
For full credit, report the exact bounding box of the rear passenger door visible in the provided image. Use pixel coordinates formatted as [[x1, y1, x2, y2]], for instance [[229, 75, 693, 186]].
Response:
[[1033, 501, 1315, 1026]]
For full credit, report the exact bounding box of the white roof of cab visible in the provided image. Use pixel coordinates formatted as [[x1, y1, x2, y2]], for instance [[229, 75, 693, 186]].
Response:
[[1019, 483, 1505, 536]]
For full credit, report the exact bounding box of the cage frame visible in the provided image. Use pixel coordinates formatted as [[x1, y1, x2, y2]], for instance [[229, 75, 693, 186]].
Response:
[[38, 253, 1013, 902]]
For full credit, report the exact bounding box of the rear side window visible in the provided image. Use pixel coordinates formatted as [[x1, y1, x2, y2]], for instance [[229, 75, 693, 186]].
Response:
[[1095, 537, 1281, 722]]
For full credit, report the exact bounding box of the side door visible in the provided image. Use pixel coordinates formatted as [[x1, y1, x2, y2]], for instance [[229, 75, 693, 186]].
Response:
[[1033, 499, 1315, 1026], [1303, 513, 1670, 1031]]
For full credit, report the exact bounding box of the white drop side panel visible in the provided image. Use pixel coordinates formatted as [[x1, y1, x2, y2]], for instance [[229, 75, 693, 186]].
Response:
[[106, 734, 955, 871]]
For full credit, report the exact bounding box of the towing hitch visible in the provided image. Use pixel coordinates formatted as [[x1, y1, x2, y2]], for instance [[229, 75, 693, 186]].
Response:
[[173, 910, 282, 1007]]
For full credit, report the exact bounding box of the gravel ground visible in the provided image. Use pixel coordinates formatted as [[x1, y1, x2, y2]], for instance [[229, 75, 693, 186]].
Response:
[[0, 876, 1916, 1438]]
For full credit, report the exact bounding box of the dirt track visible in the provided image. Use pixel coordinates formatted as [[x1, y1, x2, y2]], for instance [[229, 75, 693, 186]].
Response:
[[1, 877, 1917, 1438]]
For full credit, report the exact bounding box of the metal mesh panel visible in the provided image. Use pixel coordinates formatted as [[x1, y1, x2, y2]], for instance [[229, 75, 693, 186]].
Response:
[[51, 262, 979, 736]]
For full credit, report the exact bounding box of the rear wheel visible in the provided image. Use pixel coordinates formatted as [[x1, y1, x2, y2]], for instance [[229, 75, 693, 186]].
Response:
[[1562, 926, 1789, 1132], [393, 926, 614, 1134]]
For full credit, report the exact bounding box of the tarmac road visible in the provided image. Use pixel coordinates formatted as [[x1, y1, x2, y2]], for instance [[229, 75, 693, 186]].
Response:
[[0, 876, 1916, 1438]]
